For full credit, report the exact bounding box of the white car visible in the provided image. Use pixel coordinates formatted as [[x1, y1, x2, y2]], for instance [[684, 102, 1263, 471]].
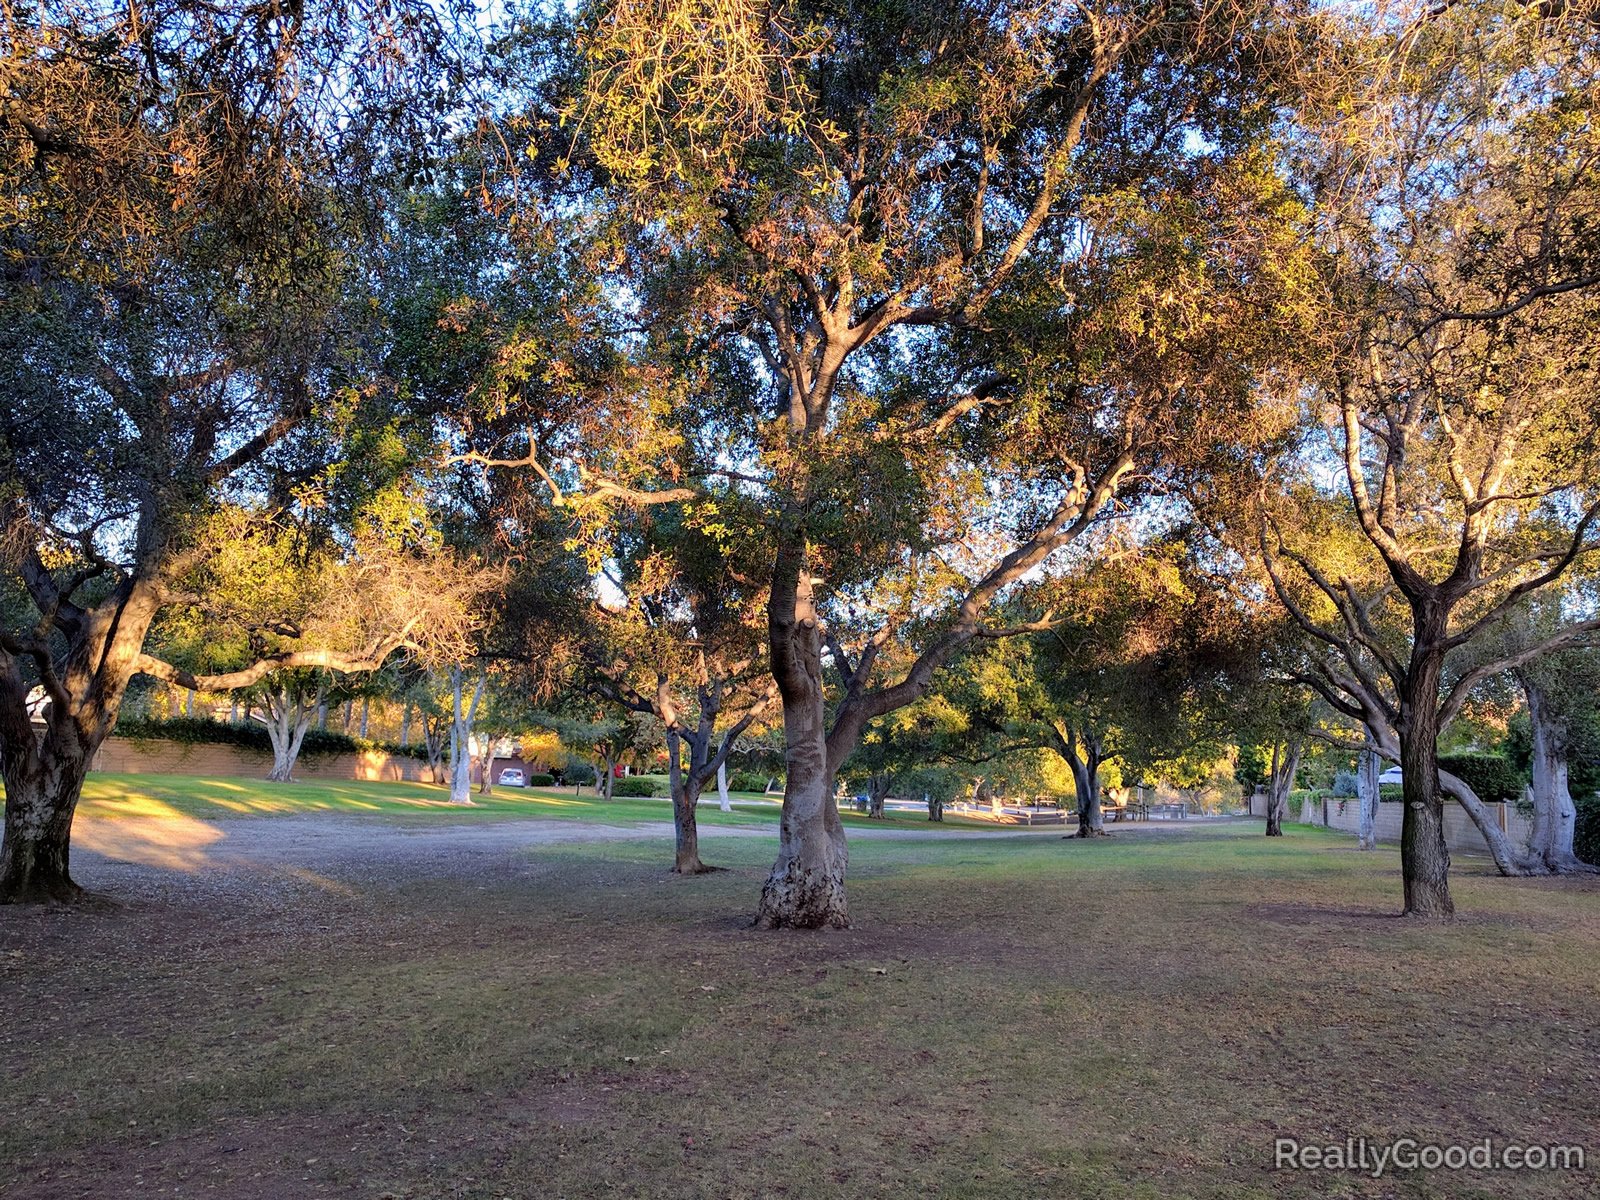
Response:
[[498, 769, 526, 787], [1378, 767, 1403, 785]]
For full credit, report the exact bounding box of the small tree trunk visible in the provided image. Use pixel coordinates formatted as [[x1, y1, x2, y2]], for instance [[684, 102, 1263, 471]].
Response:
[[868, 773, 890, 819], [1357, 747, 1381, 850], [1302, 789, 1321, 826], [927, 792, 944, 822], [358, 696, 370, 739], [446, 667, 485, 805], [665, 729, 714, 874], [1265, 739, 1301, 836], [183, 688, 194, 717], [399, 702, 412, 748], [478, 735, 495, 796], [717, 760, 732, 812], [448, 733, 473, 804]]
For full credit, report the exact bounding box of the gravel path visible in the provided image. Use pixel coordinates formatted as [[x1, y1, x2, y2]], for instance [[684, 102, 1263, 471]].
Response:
[[65, 809, 1251, 899]]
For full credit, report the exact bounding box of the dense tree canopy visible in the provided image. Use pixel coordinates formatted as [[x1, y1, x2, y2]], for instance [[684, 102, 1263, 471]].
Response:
[[4, 0, 1600, 922]]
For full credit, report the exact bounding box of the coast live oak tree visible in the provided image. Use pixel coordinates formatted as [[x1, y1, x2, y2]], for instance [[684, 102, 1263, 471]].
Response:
[[518, 0, 1315, 926], [0, 0, 474, 901], [1263, 4, 1600, 916], [582, 506, 778, 873]]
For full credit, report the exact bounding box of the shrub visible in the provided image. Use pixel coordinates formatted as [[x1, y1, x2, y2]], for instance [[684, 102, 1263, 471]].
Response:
[[1576, 794, 1600, 866], [527, 773, 556, 787], [1437, 752, 1523, 803], [729, 771, 774, 793], [1330, 769, 1358, 798], [560, 760, 597, 785], [111, 715, 427, 760], [613, 777, 659, 797]]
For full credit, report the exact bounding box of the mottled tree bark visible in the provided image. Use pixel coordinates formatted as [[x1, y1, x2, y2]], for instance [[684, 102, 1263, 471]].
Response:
[[1357, 747, 1381, 850], [0, 739, 92, 904], [1398, 649, 1453, 917], [1521, 676, 1595, 874], [758, 546, 849, 928], [261, 681, 320, 782]]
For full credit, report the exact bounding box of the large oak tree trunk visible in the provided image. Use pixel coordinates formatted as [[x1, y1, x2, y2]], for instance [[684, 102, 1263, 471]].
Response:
[[756, 717, 849, 928], [757, 544, 849, 929], [867, 773, 890, 819], [1, 580, 160, 904], [1397, 656, 1453, 917], [0, 739, 91, 904]]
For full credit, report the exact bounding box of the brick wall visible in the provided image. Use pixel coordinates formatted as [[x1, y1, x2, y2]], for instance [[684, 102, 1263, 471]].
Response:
[[91, 736, 432, 783]]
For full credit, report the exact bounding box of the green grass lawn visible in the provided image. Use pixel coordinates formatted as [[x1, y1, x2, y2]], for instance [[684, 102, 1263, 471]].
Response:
[[70, 771, 999, 830], [2, 802, 1597, 1198]]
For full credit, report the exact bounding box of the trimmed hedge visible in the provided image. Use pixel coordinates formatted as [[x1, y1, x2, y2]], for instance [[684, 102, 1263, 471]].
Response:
[[728, 771, 776, 793], [112, 715, 426, 760], [1437, 752, 1523, 803], [527, 773, 556, 787], [1577, 795, 1600, 866], [612, 777, 660, 797]]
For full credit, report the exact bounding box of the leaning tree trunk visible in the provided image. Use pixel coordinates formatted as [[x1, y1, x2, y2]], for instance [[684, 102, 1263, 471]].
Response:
[[1438, 769, 1550, 877], [716, 760, 732, 812], [1265, 739, 1302, 838], [1357, 747, 1381, 850]]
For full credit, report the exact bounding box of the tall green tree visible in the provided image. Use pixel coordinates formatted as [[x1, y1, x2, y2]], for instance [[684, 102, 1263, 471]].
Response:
[[515, 0, 1316, 926], [0, 0, 477, 901], [1263, 5, 1600, 915]]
